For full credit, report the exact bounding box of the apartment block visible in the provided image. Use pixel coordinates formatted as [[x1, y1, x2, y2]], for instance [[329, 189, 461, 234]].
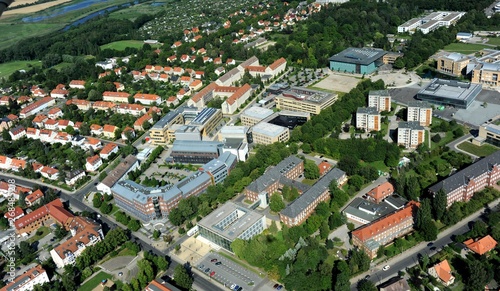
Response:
[[351, 201, 419, 258], [436, 52, 470, 76], [397, 121, 425, 149], [14, 199, 72, 235], [275, 87, 337, 115], [356, 107, 381, 132], [368, 90, 391, 112], [0, 265, 49, 291], [429, 151, 500, 207], [407, 101, 433, 126]]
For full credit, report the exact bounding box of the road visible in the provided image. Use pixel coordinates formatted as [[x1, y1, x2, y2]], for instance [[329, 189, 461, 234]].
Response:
[[349, 197, 500, 290], [446, 133, 479, 160], [0, 174, 223, 291]]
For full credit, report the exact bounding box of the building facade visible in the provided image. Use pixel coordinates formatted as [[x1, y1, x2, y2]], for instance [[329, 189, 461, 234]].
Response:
[[0, 265, 50, 291], [471, 63, 500, 87], [407, 101, 433, 126], [170, 140, 224, 164], [150, 110, 184, 145], [417, 78, 482, 109], [397, 121, 425, 149], [275, 87, 337, 115], [329, 48, 386, 74], [436, 53, 470, 76], [251, 122, 289, 145], [240, 106, 274, 127], [356, 107, 381, 132], [368, 90, 391, 112]]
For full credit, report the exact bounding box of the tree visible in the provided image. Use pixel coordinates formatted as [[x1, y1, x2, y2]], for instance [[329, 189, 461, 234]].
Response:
[[128, 219, 141, 231], [269, 194, 285, 212], [174, 264, 193, 290], [92, 193, 103, 208], [332, 260, 350, 291], [432, 189, 447, 221], [99, 202, 112, 214], [153, 230, 161, 240], [2, 129, 11, 141], [357, 279, 377, 291], [54, 224, 69, 239], [304, 159, 320, 179], [319, 221, 330, 240], [18, 192, 27, 208], [416, 198, 437, 241]]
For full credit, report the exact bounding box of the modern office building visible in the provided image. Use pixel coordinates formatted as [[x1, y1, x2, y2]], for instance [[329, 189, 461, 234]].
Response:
[[429, 151, 500, 207], [245, 156, 305, 202], [150, 110, 184, 145], [351, 201, 420, 258], [397, 11, 465, 34], [0, 265, 50, 291], [343, 195, 407, 225], [417, 78, 482, 109], [96, 155, 139, 194], [368, 90, 391, 112], [397, 121, 425, 149], [222, 138, 249, 162], [329, 47, 386, 74], [275, 87, 337, 115], [476, 122, 500, 147], [471, 63, 500, 87], [240, 106, 274, 126], [174, 125, 202, 141], [407, 101, 433, 126], [263, 110, 310, 129], [251, 122, 290, 145], [170, 140, 225, 164], [356, 107, 381, 132], [197, 201, 267, 251], [436, 52, 471, 76], [198, 152, 238, 184], [189, 107, 223, 137], [280, 168, 347, 227], [218, 125, 251, 143]]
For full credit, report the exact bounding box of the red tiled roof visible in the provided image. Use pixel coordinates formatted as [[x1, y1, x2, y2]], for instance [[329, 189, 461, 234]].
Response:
[[432, 260, 454, 284], [86, 155, 101, 165], [134, 93, 160, 101], [25, 189, 43, 204], [103, 124, 117, 133], [20, 97, 54, 115], [14, 199, 70, 230], [318, 161, 331, 175], [90, 124, 102, 131], [134, 114, 153, 126], [367, 182, 394, 201], [226, 84, 252, 105], [100, 143, 118, 155], [4, 207, 23, 219], [246, 65, 266, 72], [464, 235, 498, 255], [103, 91, 130, 98], [69, 80, 85, 86]]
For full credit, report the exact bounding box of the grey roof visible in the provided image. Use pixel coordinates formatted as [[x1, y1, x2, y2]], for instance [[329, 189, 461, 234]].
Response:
[[379, 278, 411, 291], [252, 122, 288, 137], [369, 90, 390, 97], [101, 155, 138, 188], [417, 78, 482, 102], [329, 47, 386, 66], [429, 150, 500, 194], [483, 123, 500, 135], [445, 52, 468, 62], [172, 140, 224, 153], [238, 56, 259, 69], [242, 106, 274, 120], [398, 121, 424, 130], [218, 67, 241, 83], [152, 109, 182, 129], [191, 107, 219, 125], [384, 194, 408, 209], [224, 138, 245, 149], [246, 156, 303, 193], [357, 107, 379, 115], [281, 168, 346, 218], [343, 197, 400, 223], [407, 101, 431, 108], [200, 152, 237, 173], [197, 201, 264, 241]]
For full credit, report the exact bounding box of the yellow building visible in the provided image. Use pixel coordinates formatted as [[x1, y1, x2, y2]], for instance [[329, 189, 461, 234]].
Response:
[[150, 110, 184, 144], [190, 107, 223, 137], [472, 63, 500, 87], [436, 53, 470, 76], [275, 87, 337, 115], [251, 122, 289, 145]]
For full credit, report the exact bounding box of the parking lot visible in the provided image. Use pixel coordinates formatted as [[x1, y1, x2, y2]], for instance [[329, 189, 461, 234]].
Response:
[[196, 253, 271, 291]]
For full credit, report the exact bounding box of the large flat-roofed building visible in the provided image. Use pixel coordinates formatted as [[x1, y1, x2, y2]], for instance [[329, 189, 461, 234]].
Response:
[[329, 48, 386, 75], [199, 152, 238, 185], [150, 110, 184, 144], [343, 195, 407, 225], [223, 138, 249, 162], [240, 106, 274, 126], [351, 201, 419, 258], [170, 140, 224, 164], [417, 78, 482, 109], [275, 87, 337, 115], [174, 125, 202, 141], [197, 201, 267, 251], [398, 11, 465, 35], [476, 123, 500, 147], [251, 122, 289, 145], [397, 18, 422, 34], [262, 110, 310, 129], [407, 101, 433, 126], [437, 52, 471, 76], [245, 156, 305, 202], [356, 107, 381, 132], [397, 121, 425, 149], [218, 125, 250, 143], [429, 151, 500, 207], [280, 168, 347, 227], [368, 90, 391, 112], [189, 107, 223, 137], [471, 63, 500, 87]]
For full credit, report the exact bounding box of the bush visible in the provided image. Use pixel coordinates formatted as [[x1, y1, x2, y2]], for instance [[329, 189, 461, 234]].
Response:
[[431, 134, 441, 143]]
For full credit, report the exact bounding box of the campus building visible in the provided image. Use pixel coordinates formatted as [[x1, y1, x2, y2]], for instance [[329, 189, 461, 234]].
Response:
[[436, 52, 471, 76], [343, 195, 407, 225], [250, 122, 290, 145], [170, 140, 225, 164], [397, 11, 465, 34], [222, 138, 249, 162], [429, 151, 500, 207], [417, 78, 482, 109], [329, 47, 386, 75], [351, 201, 420, 259], [197, 201, 267, 252], [397, 121, 425, 149], [218, 125, 251, 143], [275, 87, 337, 115], [368, 90, 391, 112], [96, 155, 139, 194], [356, 107, 381, 132], [471, 63, 500, 87], [240, 106, 274, 127], [280, 168, 347, 227], [407, 101, 433, 126], [189, 107, 223, 138], [476, 122, 500, 147], [150, 110, 184, 145], [0, 265, 50, 291]]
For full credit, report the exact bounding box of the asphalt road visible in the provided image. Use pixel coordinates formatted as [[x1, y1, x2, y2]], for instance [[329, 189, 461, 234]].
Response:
[[445, 133, 479, 160], [349, 198, 500, 290]]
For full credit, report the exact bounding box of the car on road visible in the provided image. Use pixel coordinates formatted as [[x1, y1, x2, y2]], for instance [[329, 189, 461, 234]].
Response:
[[198, 264, 204, 270], [427, 242, 434, 247], [233, 285, 240, 291], [210, 258, 217, 262], [210, 271, 216, 277], [118, 272, 123, 276], [231, 284, 236, 289], [382, 265, 390, 271], [237, 287, 243, 291], [430, 246, 437, 251], [364, 275, 370, 279], [273, 284, 279, 289], [277, 285, 283, 290], [215, 261, 222, 265], [204, 268, 210, 273]]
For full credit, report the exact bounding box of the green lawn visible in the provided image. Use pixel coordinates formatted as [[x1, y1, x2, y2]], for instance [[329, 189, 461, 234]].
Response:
[[457, 142, 498, 157], [486, 37, 500, 46], [301, 178, 317, 186], [78, 271, 113, 291], [0, 23, 62, 50], [360, 160, 389, 173], [27, 226, 50, 244], [0, 60, 41, 79], [108, 2, 160, 21], [100, 40, 150, 51], [443, 43, 490, 54]]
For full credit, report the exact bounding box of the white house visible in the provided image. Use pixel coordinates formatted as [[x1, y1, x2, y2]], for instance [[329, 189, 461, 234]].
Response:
[[85, 155, 102, 172]]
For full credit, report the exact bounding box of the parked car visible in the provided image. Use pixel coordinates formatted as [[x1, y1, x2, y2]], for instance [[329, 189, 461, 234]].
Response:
[[215, 261, 222, 265], [204, 268, 210, 273], [210, 271, 216, 277], [277, 285, 283, 290], [382, 265, 390, 271], [210, 258, 217, 262], [273, 284, 279, 289], [233, 285, 240, 291]]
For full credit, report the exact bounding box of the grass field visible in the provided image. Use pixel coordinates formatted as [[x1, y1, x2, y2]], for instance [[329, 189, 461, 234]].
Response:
[[78, 271, 112, 291], [443, 43, 490, 54], [101, 40, 148, 51], [27, 226, 50, 244], [487, 37, 500, 46], [457, 142, 498, 157], [0, 60, 41, 79], [108, 2, 159, 21], [0, 23, 63, 50]]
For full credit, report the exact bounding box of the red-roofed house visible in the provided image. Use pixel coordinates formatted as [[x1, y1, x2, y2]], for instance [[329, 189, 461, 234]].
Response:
[[47, 107, 63, 119], [102, 124, 118, 139], [428, 260, 455, 286], [267, 57, 287, 76], [167, 96, 179, 107], [93, 101, 116, 111], [32, 115, 48, 128], [121, 127, 135, 141], [25, 189, 44, 207], [57, 119, 74, 131], [43, 119, 58, 130], [90, 124, 103, 136], [117, 103, 146, 116], [50, 88, 68, 99], [66, 99, 91, 110], [318, 161, 332, 176], [14, 199, 72, 235], [100, 143, 119, 159], [9, 125, 26, 140], [4, 206, 24, 222], [102, 91, 130, 103], [134, 93, 163, 105], [189, 79, 203, 92], [39, 166, 59, 180], [86, 155, 102, 172], [10, 159, 26, 171], [134, 114, 153, 131], [171, 41, 182, 48], [221, 84, 253, 114], [351, 201, 420, 258], [0, 265, 49, 291], [367, 182, 394, 203], [144, 279, 182, 291], [20, 97, 55, 118], [69, 80, 86, 89], [464, 235, 498, 255], [85, 137, 102, 150], [0, 96, 13, 106]]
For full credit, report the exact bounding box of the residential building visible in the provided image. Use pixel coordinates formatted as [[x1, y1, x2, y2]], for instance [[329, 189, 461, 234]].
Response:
[[464, 235, 498, 255], [343, 196, 407, 225], [368, 90, 391, 112], [379, 278, 411, 291], [102, 125, 117, 139], [69, 80, 86, 89], [356, 107, 381, 132], [9, 126, 26, 140], [429, 151, 500, 207], [65, 169, 85, 186], [97, 155, 139, 194], [436, 52, 471, 76], [25, 189, 43, 207], [50, 88, 68, 99], [251, 122, 289, 145], [14, 199, 72, 235], [134, 93, 163, 105], [407, 101, 433, 126], [170, 140, 224, 164], [245, 156, 305, 202], [417, 78, 482, 109], [102, 91, 130, 103], [144, 279, 182, 291], [86, 155, 102, 172], [134, 114, 153, 131], [150, 110, 184, 144], [38, 166, 59, 180], [397, 121, 425, 149], [351, 201, 420, 258], [117, 104, 146, 116], [329, 47, 386, 74], [47, 107, 63, 119], [197, 201, 267, 251], [0, 265, 50, 291], [99, 142, 119, 159], [280, 168, 347, 227], [366, 182, 394, 203], [428, 260, 455, 286], [275, 87, 337, 115], [221, 84, 253, 114], [240, 106, 274, 126], [4, 207, 24, 222], [92, 101, 116, 111], [318, 161, 332, 176]]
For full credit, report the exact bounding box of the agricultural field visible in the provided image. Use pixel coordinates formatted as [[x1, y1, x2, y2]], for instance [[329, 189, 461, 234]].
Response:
[[3, 0, 72, 16], [108, 2, 162, 21], [0, 60, 41, 79], [100, 40, 152, 51], [0, 23, 62, 50], [443, 43, 491, 54]]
